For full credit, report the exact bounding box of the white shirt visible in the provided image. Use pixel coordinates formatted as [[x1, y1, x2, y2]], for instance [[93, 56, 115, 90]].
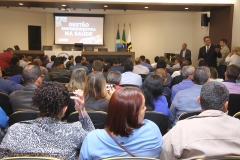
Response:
[[182, 50, 186, 57], [225, 54, 240, 67], [120, 71, 142, 87], [171, 70, 181, 78], [133, 64, 149, 75], [19, 60, 28, 68], [206, 44, 211, 53]]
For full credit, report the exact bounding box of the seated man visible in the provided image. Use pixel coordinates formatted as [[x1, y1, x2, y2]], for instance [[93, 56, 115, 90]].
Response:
[[10, 65, 43, 112], [92, 60, 103, 72], [169, 66, 210, 127], [109, 57, 124, 73], [65, 55, 74, 70], [46, 55, 56, 69], [222, 64, 240, 94], [133, 57, 149, 75], [156, 59, 172, 87], [41, 55, 50, 67], [155, 68, 171, 98], [120, 60, 142, 87], [69, 56, 89, 74], [161, 81, 240, 160], [85, 56, 94, 71], [18, 55, 28, 68], [140, 55, 153, 72], [5, 56, 23, 76], [33, 59, 49, 76], [0, 48, 13, 70], [49, 58, 71, 80]]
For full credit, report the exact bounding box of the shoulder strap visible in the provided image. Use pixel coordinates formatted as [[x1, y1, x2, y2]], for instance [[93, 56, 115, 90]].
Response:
[[105, 129, 135, 157]]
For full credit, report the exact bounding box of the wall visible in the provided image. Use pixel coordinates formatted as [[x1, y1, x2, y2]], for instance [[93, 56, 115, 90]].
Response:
[[232, 0, 240, 47]]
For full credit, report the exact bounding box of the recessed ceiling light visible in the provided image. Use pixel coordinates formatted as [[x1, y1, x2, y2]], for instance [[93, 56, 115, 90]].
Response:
[[104, 5, 108, 7], [185, 7, 189, 9], [62, 4, 66, 7], [145, 7, 148, 9], [19, 3, 23, 5]]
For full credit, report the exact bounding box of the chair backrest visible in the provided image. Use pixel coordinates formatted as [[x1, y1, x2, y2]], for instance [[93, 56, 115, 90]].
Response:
[[178, 111, 201, 121], [0, 92, 13, 116], [228, 94, 240, 116], [84, 46, 94, 51], [52, 77, 70, 83], [9, 111, 39, 126], [42, 46, 52, 50], [119, 84, 139, 88], [98, 48, 108, 52], [195, 156, 240, 160], [139, 74, 147, 83], [102, 157, 159, 160], [144, 111, 168, 135], [67, 111, 107, 129], [233, 111, 240, 119]]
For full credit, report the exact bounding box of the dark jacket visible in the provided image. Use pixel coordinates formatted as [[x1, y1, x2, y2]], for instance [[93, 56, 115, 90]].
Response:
[[49, 68, 71, 80], [180, 49, 192, 64], [5, 65, 23, 76]]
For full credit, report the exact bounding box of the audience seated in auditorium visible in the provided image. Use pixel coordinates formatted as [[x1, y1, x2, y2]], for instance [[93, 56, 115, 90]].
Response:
[[156, 59, 172, 87], [120, 60, 142, 87], [67, 68, 86, 92], [107, 71, 122, 90], [84, 71, 111, 112], [198, 59, 208, 67], [0, 82, 94, 160], [161, 81, 240, 160], [171, 66, 195, 102], [169, 66, 210, 128], [5, 56, 23, 76], [171, 57, 181, 70], [0, 107, 8, 136], [10, 65, 43, 112], [209, 67, 223, 82], [18, 55, 28, 68], [140, 55, 153, 72], [66, 55, 74, 70], [49, 57, 71, 80], [225, 46, 240, 67], [81, 56, 87, 66], [0, 48, 13, 70], [80, 87, 162, 159], [102, 63, 111, 79], [151, 56, 159, 69], [92, 60, 103, 72], [142, 74, 169, 117], [85, 56, 94, 71], [133, 57, 149, 75], [109, 57, 124, 73], [222, 64, 240, 94], [46, 55, 56, 69], [41, 55, 50, 67], [33, 59, 49, 76], [0, 68, 23, 95], [69, 56, 89, 74], [155, 68, 171, 98], [171, 59, 189, 78]]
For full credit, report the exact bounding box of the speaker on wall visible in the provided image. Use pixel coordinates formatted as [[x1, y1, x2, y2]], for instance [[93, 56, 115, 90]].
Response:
[[201, 14, 209, 27]]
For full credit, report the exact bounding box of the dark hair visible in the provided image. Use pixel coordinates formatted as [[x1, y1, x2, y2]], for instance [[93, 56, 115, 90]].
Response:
[[181, 59, 190, 68], [22, 65, 42, 84], [88, 56, 95, 64], [226, 64, 240, 80], [75, 56, 82, 63], [51, 55, 56, 61], [142, 75, 163, 111], [11, 56, 19, 65], [140, 55, 145, 61], [6, 48, 13, 52], [220, 39, 227, 44], [92, 60, 103, 71], [156, 59, 166, 69], [203, 36, 210, 41], [194, 66, 210, 85], [103, 63, 111, 72], [96, 56, 104, 62], [199, 59, 208, 67], [52, 57, 63, 67], [145, 59, 150, 64], [123, 60, 133, 72], [18, 55, 25, 60], [112, 57, 121, 65], [44, 55, 49, 60], [209, 67, 218, 79], [107, 71, 122, 84], [105, 87, 144, 137], [154, 56, 159, 63], [68, 55, 74, 60], [200, 81, 229, 110], [32, 81, 70, 118]]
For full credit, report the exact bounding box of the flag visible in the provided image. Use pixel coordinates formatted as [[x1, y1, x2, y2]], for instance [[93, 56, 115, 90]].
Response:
[[121, 29, 127, 48], [115, 29, 121, 52], [127, 28, 132, 52]]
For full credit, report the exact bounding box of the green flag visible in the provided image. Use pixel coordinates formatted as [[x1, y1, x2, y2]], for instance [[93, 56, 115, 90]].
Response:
[[121, 29, 126, 48]]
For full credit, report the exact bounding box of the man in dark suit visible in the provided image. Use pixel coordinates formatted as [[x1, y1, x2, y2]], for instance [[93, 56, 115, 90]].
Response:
[[180, 43, 192, 64], [198, 36, 222, 68]]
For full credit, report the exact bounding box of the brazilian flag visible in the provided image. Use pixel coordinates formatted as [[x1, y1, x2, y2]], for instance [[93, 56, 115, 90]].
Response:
[[121, 29, 127, 48]]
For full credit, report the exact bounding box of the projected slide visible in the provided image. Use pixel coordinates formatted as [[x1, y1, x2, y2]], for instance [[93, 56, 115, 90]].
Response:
[[55, 16, 104, 45]]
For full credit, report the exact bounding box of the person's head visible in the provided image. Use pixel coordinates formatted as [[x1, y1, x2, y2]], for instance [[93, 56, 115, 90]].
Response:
[[198, 59, 208, 67], [174, 58, 181, 65], [199, 81, 229, 112], [182, 43, 187, 50], [123, 60, 133, 72], [155, 68, 167, 83], [96, 56, 104, 62], [32, 81, 70, 119], [225, 64, 240, 80], [68, 55, 74, 61], [107, 71, 122, 85], [81, 56, 86, 64], [52, 57, 64, 68], [193, 66, 210, 85], [140, 55, 146, 62], [203, 36, 211, 46], [50, 55, 56, 62], [135, 58, 142, 65], [11, 56, 20, 66], [68, 68, 86, 92], [44, 55, 49, 61], [88, 56, 95, 64], [84, 71, 108, 100], [142, 75, 163, 111], [32, 59, 42, 66], [19, 55, 26, 61], [75, 56, 82, 64], [209, 67, 218, 79], [112, 57, 121, 66], [181, 66, 195, 80], [105, 87, 146, 137], [154, 56, 159, 63], [103, 63, 111, 72], [145, 59, 150, 64], [22, 65, 43, 86], [6, 48, 14, 54], [92, 60, 103, 71], [156, 59, 166, 69], [181, 59, 190, 68], [219, 39, 227, 47], [231, 46, 240, 56]]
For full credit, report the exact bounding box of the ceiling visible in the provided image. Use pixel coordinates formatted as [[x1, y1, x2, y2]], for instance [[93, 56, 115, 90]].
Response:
[[0, 1, 233, 14]]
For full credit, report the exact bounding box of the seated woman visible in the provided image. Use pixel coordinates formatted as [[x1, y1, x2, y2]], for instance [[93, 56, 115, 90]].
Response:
[[107, 70, 122, 90], [84, 71, 111, 112], [0, 82, 94, 160], [80, 87, 162, 159], [142, 74, 169, 117], [209, 67, 223, 82], [67, 68, 86, 92]]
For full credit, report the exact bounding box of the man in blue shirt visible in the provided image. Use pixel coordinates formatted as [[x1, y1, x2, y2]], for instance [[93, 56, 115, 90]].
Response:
[[69, 56, 89, 74], [171, 65, 195, 101], [169, 66, 210, 128], [140, 55, 153, 72]]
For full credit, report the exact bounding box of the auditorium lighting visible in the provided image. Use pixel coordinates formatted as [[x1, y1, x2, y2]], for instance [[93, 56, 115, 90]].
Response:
[[19, 3, 23, 5], [62, 4, 66, 7], [145, 6, 148, 8], [104, 5, 108, 7], [185, 7, 189, 9]]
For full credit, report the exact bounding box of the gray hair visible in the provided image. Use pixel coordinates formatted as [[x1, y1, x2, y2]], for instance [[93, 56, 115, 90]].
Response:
[[200, 81, 229, 110], [107, 71, 122, 85], [181, 66, 195, 79], [194, 66, 210, 85], [22, 65, 42, 84]]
